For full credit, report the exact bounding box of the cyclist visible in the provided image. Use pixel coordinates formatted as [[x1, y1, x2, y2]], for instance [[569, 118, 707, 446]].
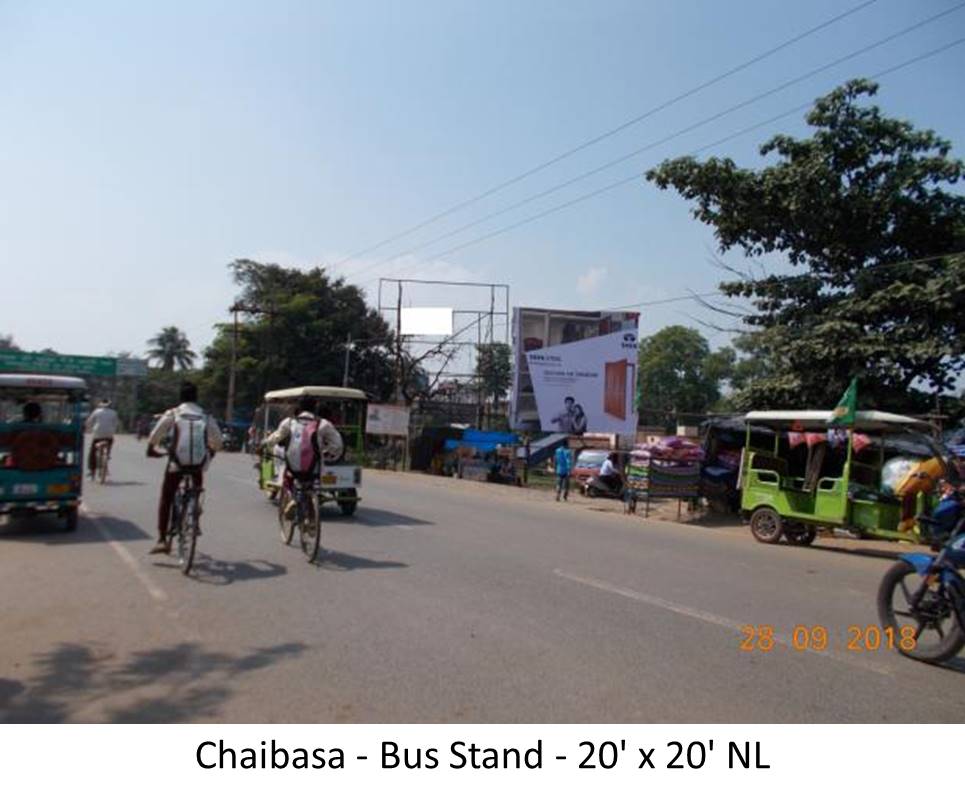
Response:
[[85, 398, 119, 479], [263, 396, 343, 515], [146, 381, 222, 554]]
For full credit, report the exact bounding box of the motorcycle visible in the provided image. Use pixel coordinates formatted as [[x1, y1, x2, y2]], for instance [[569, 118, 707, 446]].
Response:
[[582, 473, 624, 499], [877, 502, 965, 664]]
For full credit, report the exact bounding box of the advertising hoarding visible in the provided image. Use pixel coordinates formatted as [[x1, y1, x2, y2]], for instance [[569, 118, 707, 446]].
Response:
[[366, 403, 411, 436], [399, 307, 453, 336], [510, 308, 639, 435]]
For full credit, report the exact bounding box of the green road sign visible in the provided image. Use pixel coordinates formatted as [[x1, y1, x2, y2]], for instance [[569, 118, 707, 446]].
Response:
[[0, 350, 118, 377]]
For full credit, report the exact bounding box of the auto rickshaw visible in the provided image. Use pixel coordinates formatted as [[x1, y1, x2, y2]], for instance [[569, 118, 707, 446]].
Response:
[[740, 410, 950, 546], [0, 374, 88, 531], [256, 386, 367, 516]]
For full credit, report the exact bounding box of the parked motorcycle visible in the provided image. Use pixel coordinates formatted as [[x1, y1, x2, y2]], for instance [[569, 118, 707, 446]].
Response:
[[582, 474, 624, 499], [877, 505, 965, 664]]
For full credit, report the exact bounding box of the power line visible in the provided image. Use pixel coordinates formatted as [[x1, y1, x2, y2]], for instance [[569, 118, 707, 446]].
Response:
[[414, 35, 965, 267], [346, 6, 965, 285], [331, 0, 880, 269]]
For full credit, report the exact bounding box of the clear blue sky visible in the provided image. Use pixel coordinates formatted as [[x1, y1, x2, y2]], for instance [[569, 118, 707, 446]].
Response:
[[2, 0, 963, 358]]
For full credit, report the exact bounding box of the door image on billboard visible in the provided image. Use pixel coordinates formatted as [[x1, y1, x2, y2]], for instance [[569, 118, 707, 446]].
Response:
[[604, 359, 635, 420]]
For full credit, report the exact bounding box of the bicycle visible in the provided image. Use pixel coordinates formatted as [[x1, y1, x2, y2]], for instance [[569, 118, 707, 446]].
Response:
[[278, 474, 322, 562], [94, 441, 110, 484], [167, 473, 203, 575]]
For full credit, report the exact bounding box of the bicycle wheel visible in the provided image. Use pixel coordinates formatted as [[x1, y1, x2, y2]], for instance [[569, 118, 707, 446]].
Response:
[[176, 490, 199, 575], [278, 486, 296, 544], [877, 560, 965, 663], [97, 446, 108, 484], [298, 491, 321, 562]]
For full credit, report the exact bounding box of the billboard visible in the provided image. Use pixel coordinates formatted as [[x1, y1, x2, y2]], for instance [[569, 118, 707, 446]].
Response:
[[399, 307, 453, 336], [510, 308, 639, 434], [366, 403, 411, 436]]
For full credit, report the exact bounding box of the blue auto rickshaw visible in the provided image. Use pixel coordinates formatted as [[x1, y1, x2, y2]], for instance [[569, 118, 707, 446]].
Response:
[[0, 374, 88, 531]]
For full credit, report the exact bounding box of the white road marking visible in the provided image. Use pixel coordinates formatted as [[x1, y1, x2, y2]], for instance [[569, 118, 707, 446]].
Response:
[[81, 504, 168, 603], [554, 568, 892, 676]]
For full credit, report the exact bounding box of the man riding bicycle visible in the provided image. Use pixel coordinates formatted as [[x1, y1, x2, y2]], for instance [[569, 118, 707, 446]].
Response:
[[85, 398, 119, 479], [263, 396, 343, 514], [146, 381, 222, 554]]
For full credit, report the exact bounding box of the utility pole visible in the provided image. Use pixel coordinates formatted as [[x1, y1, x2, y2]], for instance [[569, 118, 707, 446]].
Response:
[[342, 334, 352, 387], [226, 306, 239, 425], [394, 281, 403, 403]]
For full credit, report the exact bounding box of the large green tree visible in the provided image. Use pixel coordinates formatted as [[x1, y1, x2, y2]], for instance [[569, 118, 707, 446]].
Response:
[[146, 326, 196, 371], [200, 260, 396, 416], [647, 79, 965, 410], [475, 342, 512, 404], [637, 325, 734, 420]]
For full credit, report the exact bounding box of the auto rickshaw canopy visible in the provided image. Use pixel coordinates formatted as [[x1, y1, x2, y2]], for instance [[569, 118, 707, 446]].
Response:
[[263, 386, 367, 402], [744, 410, 931, 432]]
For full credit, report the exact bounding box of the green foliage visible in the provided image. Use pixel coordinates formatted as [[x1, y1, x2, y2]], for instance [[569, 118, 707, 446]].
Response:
[[647, 79, 965, 411], [475, 343, 512, 402], [146, 326, 196, 372], [199, 260, 395, 417], [637, 326, 734, 420]]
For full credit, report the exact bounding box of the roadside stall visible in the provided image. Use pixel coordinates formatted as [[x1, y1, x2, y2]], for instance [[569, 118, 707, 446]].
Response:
[[256, 386, 367, 516], [0, 374, 87, 531], [740, 410, 948, 545], [625, 436, 703, 518]]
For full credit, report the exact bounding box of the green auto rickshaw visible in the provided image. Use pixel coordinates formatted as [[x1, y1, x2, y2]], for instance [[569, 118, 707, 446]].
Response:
[[0, 374, 88, 531], [256, 385, 367, 516], [740, 409, 949, 546]]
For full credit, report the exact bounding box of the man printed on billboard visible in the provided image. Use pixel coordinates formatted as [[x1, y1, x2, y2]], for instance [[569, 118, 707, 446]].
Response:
[[550, 397, 587, 435]]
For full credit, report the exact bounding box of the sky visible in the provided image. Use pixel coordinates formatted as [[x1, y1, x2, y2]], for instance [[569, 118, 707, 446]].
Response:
[[2, 0, 963, 362]]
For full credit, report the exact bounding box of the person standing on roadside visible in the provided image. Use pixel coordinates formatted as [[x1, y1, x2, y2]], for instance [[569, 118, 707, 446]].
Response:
[[554, 442, 572, 502]]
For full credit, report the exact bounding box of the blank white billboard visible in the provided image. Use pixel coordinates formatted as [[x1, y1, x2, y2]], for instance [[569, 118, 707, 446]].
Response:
[[400, 307, 453, 336]]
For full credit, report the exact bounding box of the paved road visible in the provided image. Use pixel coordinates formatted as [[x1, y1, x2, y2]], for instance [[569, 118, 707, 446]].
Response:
[[1, 436, 963, 723]]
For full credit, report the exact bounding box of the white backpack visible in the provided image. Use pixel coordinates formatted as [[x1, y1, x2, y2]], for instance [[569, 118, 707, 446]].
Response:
[[170, 409, 209, 468], [284, 416, 320, 477]]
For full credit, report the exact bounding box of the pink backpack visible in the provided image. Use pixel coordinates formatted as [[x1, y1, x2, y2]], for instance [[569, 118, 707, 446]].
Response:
[[284, 416, 320, 477]]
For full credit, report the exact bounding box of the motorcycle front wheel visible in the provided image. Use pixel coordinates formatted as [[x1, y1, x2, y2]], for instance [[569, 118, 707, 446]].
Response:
[[877, 560, 965, 664]]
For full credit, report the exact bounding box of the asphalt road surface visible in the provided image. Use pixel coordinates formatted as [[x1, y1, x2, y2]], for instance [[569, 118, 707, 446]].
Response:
[[2, 436, 963, 723]]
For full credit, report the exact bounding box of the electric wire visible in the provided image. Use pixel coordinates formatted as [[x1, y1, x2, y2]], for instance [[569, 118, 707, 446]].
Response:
[[331, 0, 881, 269]]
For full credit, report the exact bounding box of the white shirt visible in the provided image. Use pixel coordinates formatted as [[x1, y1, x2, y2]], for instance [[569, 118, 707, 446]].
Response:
[[265, 413, 344, 463], [600, 458, 618, 477], [86, 406, 119, 439], [148, 402, 223, 472]]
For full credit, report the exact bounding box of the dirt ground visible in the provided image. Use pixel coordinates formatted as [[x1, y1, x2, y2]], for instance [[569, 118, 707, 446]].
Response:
[[367, 468, 927, 558]]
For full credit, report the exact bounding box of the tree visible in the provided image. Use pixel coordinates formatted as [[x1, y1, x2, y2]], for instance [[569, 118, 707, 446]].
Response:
[[636, 326, 734, 420], [475, 343, 512, 404], [200, 260, 396, 416], [647, 79, 965, 410], [0, 334, 19, 351], [146, 327, 197, 372]]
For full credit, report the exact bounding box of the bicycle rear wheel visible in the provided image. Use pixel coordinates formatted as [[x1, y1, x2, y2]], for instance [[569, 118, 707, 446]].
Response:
[[176, 490, 199, 575], [278, 486, 295, 544], [299, 491, 321, 562], [97, 446, 108, 484]]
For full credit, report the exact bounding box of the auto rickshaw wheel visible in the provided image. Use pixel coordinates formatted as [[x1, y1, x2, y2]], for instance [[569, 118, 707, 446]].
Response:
[[749, 506, 783, 544], [64, 507, 78, 532], [339, 493, 358, 516]]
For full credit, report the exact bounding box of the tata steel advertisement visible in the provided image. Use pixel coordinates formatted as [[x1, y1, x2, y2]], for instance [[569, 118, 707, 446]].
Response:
[[510, 308, 639, 435]]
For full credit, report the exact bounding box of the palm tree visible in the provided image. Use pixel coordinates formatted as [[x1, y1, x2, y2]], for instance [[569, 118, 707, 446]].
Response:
[[146, 326, 196, 371]]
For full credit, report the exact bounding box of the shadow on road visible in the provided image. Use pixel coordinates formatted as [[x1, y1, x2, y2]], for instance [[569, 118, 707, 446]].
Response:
[[805, 543, 919, 562], [152, 555, 288, 586], [0, 641, 307, 723], [346, 508, 432, 528], [0, 513, 151, 545], [316, 549, 408, 572]]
